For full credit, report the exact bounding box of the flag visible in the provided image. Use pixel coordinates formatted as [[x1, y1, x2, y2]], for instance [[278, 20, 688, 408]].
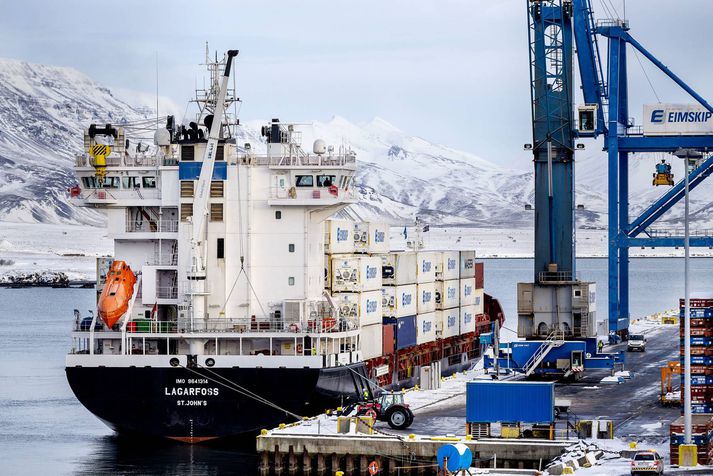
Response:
[[151, 302, 157, 320]]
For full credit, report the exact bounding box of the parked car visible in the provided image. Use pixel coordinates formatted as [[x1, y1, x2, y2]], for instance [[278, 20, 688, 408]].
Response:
[[628, 334, 647, 352], [630, 450, 664, 475]]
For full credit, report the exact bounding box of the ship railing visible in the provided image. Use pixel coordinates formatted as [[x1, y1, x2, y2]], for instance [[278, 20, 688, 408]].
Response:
[[245, 152, 357, 167], [173, 316, 353, 334], [75, 152, 179, 168], [537, 270, 580, 284], [125, 219, 178, 233], [156, 286, 178, 299]]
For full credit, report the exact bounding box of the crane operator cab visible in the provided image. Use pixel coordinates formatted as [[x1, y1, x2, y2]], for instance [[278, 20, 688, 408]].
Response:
[[653, 159, 674, 186]]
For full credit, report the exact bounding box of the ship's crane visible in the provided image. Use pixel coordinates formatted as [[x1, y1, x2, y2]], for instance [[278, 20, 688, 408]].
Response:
[[524, 0, 713, 340], [189, 49, 238, 325]]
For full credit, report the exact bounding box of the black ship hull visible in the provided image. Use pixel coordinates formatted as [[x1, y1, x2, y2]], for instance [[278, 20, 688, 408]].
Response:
[[65, 363, 371, 443]]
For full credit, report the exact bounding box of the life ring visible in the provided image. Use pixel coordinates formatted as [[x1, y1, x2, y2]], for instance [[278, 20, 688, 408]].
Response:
[[328, 185, 339, 197]]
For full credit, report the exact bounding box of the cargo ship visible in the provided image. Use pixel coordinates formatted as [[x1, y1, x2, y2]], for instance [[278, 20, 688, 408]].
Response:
[[65, 49, 504, 442]]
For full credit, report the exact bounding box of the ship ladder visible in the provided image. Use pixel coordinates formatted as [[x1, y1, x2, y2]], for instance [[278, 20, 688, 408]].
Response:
[[522, 330, 565, 376]]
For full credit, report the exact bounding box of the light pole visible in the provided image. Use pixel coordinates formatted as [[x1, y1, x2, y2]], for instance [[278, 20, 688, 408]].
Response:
[[673, 147, 702, 449]]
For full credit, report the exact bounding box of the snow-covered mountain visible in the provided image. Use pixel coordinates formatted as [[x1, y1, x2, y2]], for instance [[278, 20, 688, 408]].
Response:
[[0, 56, 711, 230], [0, 58, 155, 225]]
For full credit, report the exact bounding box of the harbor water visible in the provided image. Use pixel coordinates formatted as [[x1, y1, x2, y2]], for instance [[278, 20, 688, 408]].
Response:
[[2, 257, 712, 475]]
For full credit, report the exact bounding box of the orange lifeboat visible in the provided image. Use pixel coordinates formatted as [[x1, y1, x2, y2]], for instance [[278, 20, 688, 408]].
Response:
[[98, 260, 137, 329]]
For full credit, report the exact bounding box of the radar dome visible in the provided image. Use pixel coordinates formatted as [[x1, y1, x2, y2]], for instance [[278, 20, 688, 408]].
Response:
[[154, 128, 171, 146], [313, 139, 327, 155]]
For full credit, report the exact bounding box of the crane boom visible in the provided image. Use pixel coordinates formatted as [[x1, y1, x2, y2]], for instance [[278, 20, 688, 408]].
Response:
[[191, 49, 239, 247]]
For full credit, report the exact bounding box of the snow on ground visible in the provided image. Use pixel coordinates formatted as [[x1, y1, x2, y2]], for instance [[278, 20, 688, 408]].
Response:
[[0, 221, 110, 282]]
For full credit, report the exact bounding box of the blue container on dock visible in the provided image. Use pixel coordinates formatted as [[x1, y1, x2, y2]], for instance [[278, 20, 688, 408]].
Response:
[[691, 375, 713, 386], [686, 356, 713, 366], [396, 315, 417, 350], [681, 308, 713, 318], [690, 403, 713, 414], [466, 381, 555, 424], [681, 337, 713, 347]]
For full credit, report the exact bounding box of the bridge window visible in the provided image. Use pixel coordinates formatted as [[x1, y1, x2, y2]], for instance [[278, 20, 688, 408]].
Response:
[[288, 277, 295, 286], [143, 177, 157, 189], [295, 175, 314, 187], [103, 177, 120, 188], [288, 244, 295, 252], [317, 175, 336, 187], [122, 176, 140, 189], [275, 210, 282, 219], [82, 176, 100, 189], [181, 145, 195, 161]]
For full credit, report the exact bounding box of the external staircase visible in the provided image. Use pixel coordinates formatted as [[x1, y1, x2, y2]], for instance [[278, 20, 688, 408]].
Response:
[[523, 329, 566, 376]]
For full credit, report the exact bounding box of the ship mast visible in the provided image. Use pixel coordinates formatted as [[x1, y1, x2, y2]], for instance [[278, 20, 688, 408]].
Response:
[[188, 49, 238, 328]]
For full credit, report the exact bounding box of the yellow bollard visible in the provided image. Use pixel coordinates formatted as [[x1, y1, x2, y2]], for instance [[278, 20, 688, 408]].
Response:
[[629, 441, 637, 449], [409, 434, 416, 440], [335, 472, 344, 476], [279, 423, 286, 429], [679, 444, 698, 467], [260, 429, 268, 435]]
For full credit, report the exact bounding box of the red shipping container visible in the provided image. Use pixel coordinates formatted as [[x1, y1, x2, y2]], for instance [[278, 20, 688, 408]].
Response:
[[474, 262, 484, 289], [382, 324, 395, 356]]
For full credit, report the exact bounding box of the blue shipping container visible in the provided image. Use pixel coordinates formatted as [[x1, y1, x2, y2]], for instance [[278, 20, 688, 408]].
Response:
[[466, 381, 555, 424], [396, 315, 417, 350]]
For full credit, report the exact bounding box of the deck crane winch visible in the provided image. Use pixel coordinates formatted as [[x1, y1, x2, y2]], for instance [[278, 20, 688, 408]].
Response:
[[188, 49, 238, 336], [521, 0, 713, 343]]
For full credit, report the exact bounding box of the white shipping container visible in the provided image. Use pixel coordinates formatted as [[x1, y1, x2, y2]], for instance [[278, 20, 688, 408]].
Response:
[[473, 288, 485, 316], [436, 251, 460, 281], [436, 279, 460, 310], [460, 277, 476, 306], [360, 323, 383, 360], [460, 250, 476, 278], [417, 312, 437, 345], [354, 222, 390, 254], [460, 304, 476, 335], [438, 308, 460, 339], [331, 256, 382, 292], [416, 252, 438, 283], [382, 252, 417, 285], [325, 219, 355, 254], [382, 284, 418, 318], [333, 290, 383, 326], [417, 282, 437, 314]]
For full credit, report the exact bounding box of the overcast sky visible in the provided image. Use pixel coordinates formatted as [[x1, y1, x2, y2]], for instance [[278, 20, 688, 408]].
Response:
[[1, 0, 712, 169]]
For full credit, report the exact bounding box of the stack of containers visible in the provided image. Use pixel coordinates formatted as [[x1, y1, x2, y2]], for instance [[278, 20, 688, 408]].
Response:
[[679, 298, 713, 414], [325, 220, 383, 360], [382, 252, 418, 351], [416, 252, 438, 346], [672, 297, 713, 464], [436, 251, 461, 339], [670, 415, 713, 465], [460, 251, 477, 335]]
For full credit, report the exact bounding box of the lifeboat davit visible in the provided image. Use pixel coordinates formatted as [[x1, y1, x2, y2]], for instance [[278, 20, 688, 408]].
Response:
[[98, 260, 137, 329]]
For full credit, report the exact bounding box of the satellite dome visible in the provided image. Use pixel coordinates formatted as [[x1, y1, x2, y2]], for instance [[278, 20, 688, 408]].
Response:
[[313, 139, 327, 155]]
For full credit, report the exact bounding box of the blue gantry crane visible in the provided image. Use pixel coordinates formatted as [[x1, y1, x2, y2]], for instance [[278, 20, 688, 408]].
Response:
[[495, 0, 713, 377], [522, 0, 713, 341]]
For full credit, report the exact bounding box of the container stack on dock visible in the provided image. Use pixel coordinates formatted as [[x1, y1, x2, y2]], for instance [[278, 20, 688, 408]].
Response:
[[672, 297, 713, 463], [670, 415, 713, 465], [324, 219, 491, 388]]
